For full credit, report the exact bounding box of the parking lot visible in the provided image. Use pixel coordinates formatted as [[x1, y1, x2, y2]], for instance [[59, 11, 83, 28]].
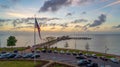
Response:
[[0, 50, 120, 67]]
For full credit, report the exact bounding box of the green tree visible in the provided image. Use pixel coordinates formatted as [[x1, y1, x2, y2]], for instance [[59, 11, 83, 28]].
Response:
[[7, 36, 17, 47]]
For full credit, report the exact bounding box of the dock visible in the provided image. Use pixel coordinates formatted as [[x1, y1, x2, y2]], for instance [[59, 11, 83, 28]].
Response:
[[33, 36, 92, 48]]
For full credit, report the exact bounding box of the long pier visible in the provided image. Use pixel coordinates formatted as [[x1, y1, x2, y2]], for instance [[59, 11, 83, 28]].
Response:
[[33, 36, 92, 48]]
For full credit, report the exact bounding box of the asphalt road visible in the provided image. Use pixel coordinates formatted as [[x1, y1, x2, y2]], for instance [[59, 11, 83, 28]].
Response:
[[38, 52, 120, 67]]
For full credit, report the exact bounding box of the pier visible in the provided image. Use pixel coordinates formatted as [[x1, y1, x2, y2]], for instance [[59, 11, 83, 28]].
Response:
[[33, 36, 92, 48]]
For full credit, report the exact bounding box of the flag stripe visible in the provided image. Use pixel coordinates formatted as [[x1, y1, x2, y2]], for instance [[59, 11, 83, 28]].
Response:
[[35, 18, 42, 39]]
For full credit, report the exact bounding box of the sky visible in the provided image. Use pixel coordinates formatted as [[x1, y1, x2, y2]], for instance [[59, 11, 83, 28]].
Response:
[[0, 0, 120, 33]]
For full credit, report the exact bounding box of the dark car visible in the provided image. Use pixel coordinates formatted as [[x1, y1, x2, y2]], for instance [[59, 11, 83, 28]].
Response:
[[13, 50, 18, 53], [31, 54, 40, 58], [100, 56, 108, 61], [23, 53, 33, 58], [53, 50, 58, 53], [72, 52, 77, 56], [91, 54, 97, 59], [6, 53, 17, 58], [47, 50, 52, 53], [14, 54, 23, 58], [78, 52, 83, 56], [86, 63, 98, 67], [66, 50, 71, 55], [41, 49, 46, 53], [0, 53, 11, 59], [77, 59, 91, 66], [76, 55, 86, 59]]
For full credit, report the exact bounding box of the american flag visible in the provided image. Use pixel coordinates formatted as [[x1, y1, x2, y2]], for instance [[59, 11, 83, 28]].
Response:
[[35, 18, 41, 39]]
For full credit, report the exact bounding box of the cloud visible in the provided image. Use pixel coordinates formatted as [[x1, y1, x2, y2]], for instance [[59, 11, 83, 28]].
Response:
[[50, 26, 56, 29], [0, 23, 3, 26], [112, 24, 120, 28], [14, 26, 33, 29], [81, 11, 86, 14], [74, 25, 81, 28], [49, 23, 56, 26], [72, 0, 95, 5], [66, 12, 72, 16], [0, 4, 9, 9], [27, 17, 60, 21], [42, 24, 48, 27], [0, 19, 10, 22], [89, 14, 106, 27], [39, 0, 71, 12], [71, 19, 88, 23], [0, 0, 20, 9], [39, 0, 95, 12], [81, 23, 90, 31], [60, 23, 68, 27]]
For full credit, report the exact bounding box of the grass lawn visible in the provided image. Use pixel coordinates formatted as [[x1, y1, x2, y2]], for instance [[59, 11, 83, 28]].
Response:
[[0, 47, 27, 52], [0, 61, 39, 67], [48, 62, 75, 67]]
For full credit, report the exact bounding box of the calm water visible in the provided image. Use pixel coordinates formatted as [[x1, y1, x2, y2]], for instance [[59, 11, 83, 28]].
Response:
[[0, 31, 120, 55]]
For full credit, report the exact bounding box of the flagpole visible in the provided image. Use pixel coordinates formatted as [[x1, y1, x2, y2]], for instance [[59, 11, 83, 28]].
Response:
[[34, 15, 36, 65]]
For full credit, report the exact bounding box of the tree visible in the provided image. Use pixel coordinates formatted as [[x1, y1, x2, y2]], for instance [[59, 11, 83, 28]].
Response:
[[7, 36, 17, 47]]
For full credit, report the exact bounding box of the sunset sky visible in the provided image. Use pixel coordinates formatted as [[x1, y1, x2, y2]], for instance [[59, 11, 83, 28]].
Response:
[[0, 0, 120, 33]]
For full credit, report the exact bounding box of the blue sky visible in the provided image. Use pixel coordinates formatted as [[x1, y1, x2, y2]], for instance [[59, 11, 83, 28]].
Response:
[[0, 0, 120, 33]]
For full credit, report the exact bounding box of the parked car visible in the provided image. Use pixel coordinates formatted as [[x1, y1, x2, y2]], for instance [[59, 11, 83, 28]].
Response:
[[66, 50, 71, 55], [76, 55, 86, 59], [23, 53, 33, 58], [77, 59, 91, 66], [60, 50, 65, 54], [54, 50, 58, 53], [110, 58, 119, 63], [36, 50, 41, 53], [13, 50, 18, 53], [47, 50, 52, 53], [6, 53, 17, 58], [78, 52, 83, 56], [72, 52, 77, 56], [41, 49, 46, 53], [14, 54, 23, 58], [100, 56, 108, 61], [31, 54, 40, 58], [85, 53, 92, 58], [1, 51, 6, 54], [0, 53, 11, 59], [91, 54, 97, 58], [86, 63, 98, 67]]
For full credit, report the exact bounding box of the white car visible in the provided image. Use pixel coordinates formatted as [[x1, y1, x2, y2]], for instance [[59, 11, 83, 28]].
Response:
[[110, 58, 119, 63], [60, 50, 65, 54]]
